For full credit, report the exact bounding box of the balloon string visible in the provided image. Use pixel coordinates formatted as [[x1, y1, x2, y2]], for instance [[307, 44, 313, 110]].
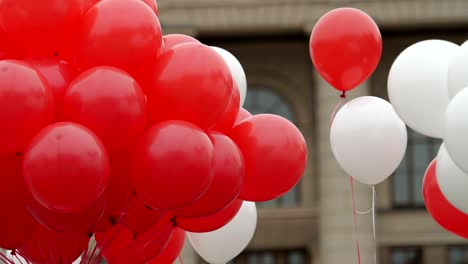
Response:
[[350, 176, 362, 264], [371, 186, 377, 264], [329, 97, 346, 125], [179, 255, 184, 264]]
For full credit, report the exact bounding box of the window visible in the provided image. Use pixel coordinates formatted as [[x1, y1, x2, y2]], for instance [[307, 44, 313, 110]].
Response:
[[222, 249, 310, 264], [391, 247, 422, 264], [392, 128, 441, 208], [243, 88, 299, 208], [449, 246, 468, 264]]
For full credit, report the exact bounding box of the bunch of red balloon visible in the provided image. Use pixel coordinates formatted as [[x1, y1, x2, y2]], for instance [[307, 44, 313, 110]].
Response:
[[0, 0, 307, 263]]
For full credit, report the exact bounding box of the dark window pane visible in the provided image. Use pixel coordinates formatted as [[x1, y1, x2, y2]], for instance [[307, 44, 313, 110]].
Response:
[[392, 127, 441, 208], [449, 247, 468, 264], [391, 248, 422, 264]]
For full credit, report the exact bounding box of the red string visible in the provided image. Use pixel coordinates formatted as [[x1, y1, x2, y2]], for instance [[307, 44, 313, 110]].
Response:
[[350, 176, 362, 264], [178, 255, 184, 264]]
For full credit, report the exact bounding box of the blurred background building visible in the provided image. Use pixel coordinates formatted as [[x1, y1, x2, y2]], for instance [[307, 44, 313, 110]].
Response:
[[157, 0, 468, 263]]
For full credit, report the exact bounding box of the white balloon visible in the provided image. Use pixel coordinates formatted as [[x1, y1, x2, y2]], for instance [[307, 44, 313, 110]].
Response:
[[211, 47, 247, 106], [436, 144, 468, 213], [448, 45, 468, 98], [330, 96, 407, 185], [444, 87, 468, 173], [188, 201, 257, 264], [388, 40, 459, 138]]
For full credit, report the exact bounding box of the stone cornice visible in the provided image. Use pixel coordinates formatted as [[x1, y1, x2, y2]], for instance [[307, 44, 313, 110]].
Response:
[[158, 0, 468, 36]]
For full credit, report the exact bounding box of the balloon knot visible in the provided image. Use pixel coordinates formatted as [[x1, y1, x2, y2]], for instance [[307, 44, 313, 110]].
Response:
[[340, 91, 347, 98], [133, 233, 137, 240], [11, 249, 16, 256], [53, 52, 58, 56], [109, 216, 117, 226], [145, 205, 151, 210], [15, 152, 22, 157], [87, 232, 93, 238], [170, 216, 177, 227]]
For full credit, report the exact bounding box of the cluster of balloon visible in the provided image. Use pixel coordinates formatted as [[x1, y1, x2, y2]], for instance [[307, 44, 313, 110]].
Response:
[[310, 8, 406, 188], [0, 0, 308, 263], [390, 39, 468, 238]]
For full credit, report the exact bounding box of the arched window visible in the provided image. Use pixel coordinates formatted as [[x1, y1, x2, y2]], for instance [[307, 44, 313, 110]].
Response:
[[243, 88, 299, 208]]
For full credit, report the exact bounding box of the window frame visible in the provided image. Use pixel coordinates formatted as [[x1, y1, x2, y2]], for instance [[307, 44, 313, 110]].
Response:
[[390, 246, 423, 264]]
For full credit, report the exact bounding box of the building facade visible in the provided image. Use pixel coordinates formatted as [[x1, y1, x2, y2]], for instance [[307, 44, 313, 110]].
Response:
[[157, 0, 468, 263]]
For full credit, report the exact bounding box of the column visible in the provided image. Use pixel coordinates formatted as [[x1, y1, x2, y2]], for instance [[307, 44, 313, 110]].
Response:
[[316, 73, 374, 264]]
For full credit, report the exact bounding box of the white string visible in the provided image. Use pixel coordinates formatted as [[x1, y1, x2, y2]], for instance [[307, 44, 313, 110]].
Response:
[[352, 185, 377, 264]]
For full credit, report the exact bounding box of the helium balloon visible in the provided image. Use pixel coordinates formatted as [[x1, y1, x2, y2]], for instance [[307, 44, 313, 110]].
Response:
[[18, 224, 89, 264], [436, 145, 468, 214], [24, 189, 106, 235], [388, 40, 459, 138], [0, 60, 54, 152], [310, 8, 382, 93], [147, 43, 233, 130], [212, 47, 248, 106], [448, 45, 468, 98], [234, 108, 252, 126], [77, 0, 162, 73], [162, 34, 200, 52], [175, 132, 244, 218], [62, 67, 147, 153], [230, 114, 307, 201], [130, 120, 214, 210], [84, 0, 158, 15], [0, 27, 24, 60], [0, 0, 82, 55], [423, 159, 468, 239], [23, 122, 110, 213], [0, 154, 35, 250], [330, 96, 407, 185], [23, 56, 78, 120], [150, 228, 185, 264], [444, 87, 468, 173], [142, 0, 159, 16], [188, 201, 257, 264], [176, 199, 243, 233], [97, 219, 174, 264], [212, 83, 241, 133], [121, 197, 165, 236]]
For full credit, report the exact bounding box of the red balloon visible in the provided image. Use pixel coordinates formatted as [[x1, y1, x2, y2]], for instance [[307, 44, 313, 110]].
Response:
[[97, 217, 174, 264], [77, 0, 162, 73], [0, 0, 82, 55], [142, 0, 159, 16], [24, 189, 105, 235], [150, 228, 185, 264], [162, 34, 200, 52], [23, 122, 110, 213], [175, 132, 244, 218], [310, 8, 382, 93], [234, 108, 252, 126], [23, 56, 78, 121], [423, 159, 468, 238], [147, 43, 233, 130], [106, 153, 135, 216], [84, 0, 158, 15], [121, 197, 165, 236], [0, 27, 24, 60], [62, 67, 147, 153], [0, 60, 54, 153], [130, 120, 214, 210], [176, 199, 243, 233], [18, 224, 89, 264], [0, 154, 35, 250], [230, 114, 307, 201], [212, 83, 241, 133]]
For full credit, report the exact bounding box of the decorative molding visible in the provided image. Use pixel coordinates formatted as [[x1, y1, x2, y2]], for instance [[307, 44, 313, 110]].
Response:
[[158, 0, 468, 36]]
